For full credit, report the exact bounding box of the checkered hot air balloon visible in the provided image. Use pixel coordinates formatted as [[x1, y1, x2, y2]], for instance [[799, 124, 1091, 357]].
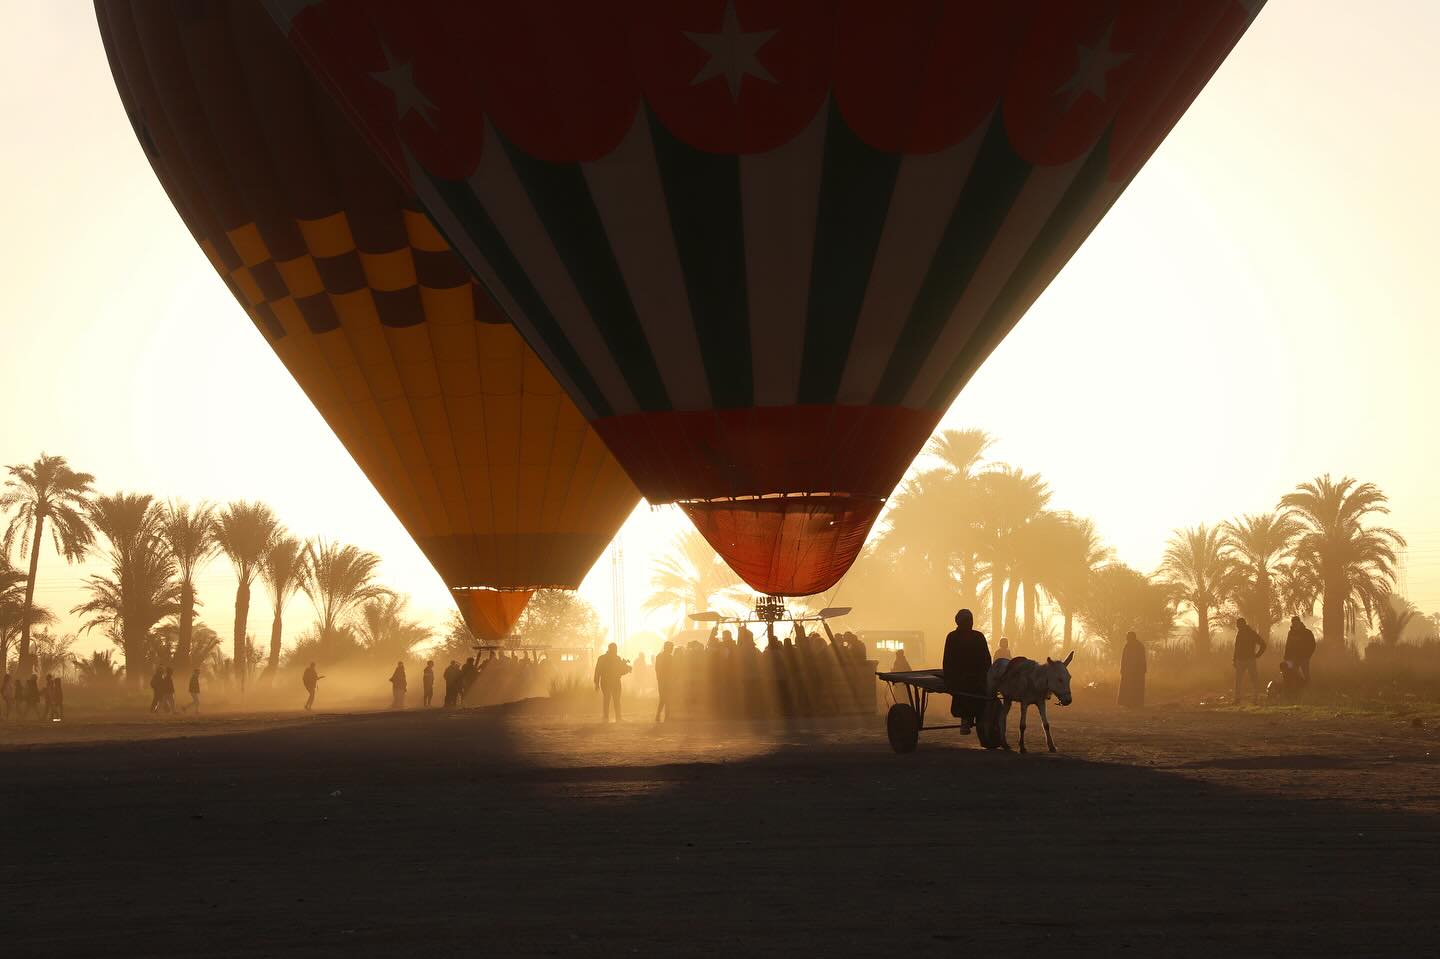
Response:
[[269, 0, 1263, 597], [96, 0, 640, 640]]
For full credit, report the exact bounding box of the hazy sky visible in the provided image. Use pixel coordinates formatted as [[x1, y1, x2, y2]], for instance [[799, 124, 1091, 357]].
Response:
[[3, 1, 1439, 658]]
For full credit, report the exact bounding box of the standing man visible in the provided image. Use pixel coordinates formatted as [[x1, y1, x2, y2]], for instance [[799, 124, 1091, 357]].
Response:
[[389, 661, 407, 709], [1, 669, 13, 720], [186, 668, 202, 714], [422, 660, 435, 707], [1233, 617, 1267, 706], [594, 642, 630, 723], [459, 656, 478, 706], [1283, 616, 1317, 684], [942, 609, 991, 735], [654, 641, 674, 723], [442, 659, 461, 707], [302, 661, 323, 712]]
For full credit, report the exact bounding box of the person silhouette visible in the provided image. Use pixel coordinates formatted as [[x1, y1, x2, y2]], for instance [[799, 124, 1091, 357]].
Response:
[[1283, 616, 1316, 684], [422, 660, 435, 707], [302, 662, 323, 711], [594, 642, 630, 723], [1117, 631, 1147, 707], [389, 661, 407, 709], [942, 609, 991, 734], [654, 641, 675, 723], [1233, 618, 1267, 706], [890, 648, 912, 672]]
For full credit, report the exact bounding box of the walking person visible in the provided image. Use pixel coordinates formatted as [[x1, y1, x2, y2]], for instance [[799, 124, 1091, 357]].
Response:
[[654, 641, 674, 723], [1233, 617, 1267, 706], [184, 669, 202, 714], [594, 642, 630, 723], [23, 674, 40, 720], [422, 660, 435, 707], [389, 661, 407, 709], [1117, 631, 1147, 707], [161, 667, 177, 713], [302, 662, 323, 712], [149, 665, 165, 713]]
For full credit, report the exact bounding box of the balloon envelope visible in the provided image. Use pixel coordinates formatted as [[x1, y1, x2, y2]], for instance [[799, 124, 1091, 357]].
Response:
[[272, 0, 1262, 595], [98, 0, 639, 637]]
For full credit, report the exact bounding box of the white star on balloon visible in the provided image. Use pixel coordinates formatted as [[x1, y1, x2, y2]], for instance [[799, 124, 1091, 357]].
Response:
[[368, 42, 437, 128], [684, 0, 777, 101], [1053, 23, 1132, 108]]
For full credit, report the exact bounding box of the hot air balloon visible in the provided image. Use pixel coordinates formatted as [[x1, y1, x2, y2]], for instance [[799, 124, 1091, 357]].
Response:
[[271, 0, 1262, 596], [96, 0, 640, 640]]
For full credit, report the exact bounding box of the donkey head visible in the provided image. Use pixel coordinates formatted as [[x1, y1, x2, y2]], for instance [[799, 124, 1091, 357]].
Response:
[[1043, 651, 1075, 706]]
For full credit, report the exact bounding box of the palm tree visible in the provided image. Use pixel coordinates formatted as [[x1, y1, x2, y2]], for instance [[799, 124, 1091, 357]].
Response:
[[73, 648, 122, 687], [1375, 595, 1417, 646], [0, 557, 55, 670], [1158, 524, 1235, 657], [1039, 515, 1111, 650], [1221, 512, 1301, 643], [213, 501, 279, 673], [1280, 475, 1405, 649], [77, 492, 180, 681], [158, 500, 217, 669], [302, 539, 390, 655], [0, 454, 95, 673], [260, 534, 306, 679], [354, 593, 432, 661], [642, 529, 744, 631], [972, 466, 1050, 642]]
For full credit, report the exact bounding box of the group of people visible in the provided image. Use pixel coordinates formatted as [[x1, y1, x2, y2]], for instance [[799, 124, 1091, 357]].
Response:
[[148, 665, 202, 714], [0, 671, 64, 721], [1233, 615, 1316, 704], [637, 622, 874, 723]]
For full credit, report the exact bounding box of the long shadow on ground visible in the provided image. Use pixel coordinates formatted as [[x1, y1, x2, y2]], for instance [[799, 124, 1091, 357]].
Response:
[[2, 708, 1435, 957]]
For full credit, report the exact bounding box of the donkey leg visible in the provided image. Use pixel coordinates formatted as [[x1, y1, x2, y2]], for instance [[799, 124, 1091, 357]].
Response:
[[1038, 700, 1056, 752], [1018, 701, 1029, 753], [1001, 698, 1013, 750]]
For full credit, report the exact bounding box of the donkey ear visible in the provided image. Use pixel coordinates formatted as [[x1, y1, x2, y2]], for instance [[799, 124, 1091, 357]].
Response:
[[1045, 657, 1053, 665], [1063, 650, 1074, 666]]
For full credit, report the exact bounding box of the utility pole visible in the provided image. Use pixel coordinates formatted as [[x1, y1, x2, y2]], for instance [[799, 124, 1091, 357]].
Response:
[[610, 531, 626, 651]]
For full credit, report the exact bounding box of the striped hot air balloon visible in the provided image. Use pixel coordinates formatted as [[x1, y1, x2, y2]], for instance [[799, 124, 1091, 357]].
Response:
[[96, 0, 639, 639], [271, 0, 1263, 596]]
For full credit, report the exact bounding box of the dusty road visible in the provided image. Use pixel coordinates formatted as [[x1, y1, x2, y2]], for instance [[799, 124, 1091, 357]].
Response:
[[3, 700, 1437, 957]]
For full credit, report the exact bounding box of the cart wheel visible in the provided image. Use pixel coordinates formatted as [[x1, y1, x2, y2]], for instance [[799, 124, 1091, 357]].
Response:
[[886, 703, 920, 754]]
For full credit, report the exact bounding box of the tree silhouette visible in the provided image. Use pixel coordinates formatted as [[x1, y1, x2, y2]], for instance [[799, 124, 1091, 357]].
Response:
[[74, 492, 179, 682], [1221, 512, 1301, 642], [1159, 523, 1236, 657], [642, 529, 744, 632], [0, 454, 95, 673], [1280, 475, 1404, 648], [260, 534, 306, 679], [301, 539, 389, 655], [213, 501, 279, 673], [158, 500, 217, 669]]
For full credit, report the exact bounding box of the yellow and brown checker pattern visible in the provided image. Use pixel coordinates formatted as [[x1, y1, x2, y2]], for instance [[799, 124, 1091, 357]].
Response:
[[97, 0, 639, 595]]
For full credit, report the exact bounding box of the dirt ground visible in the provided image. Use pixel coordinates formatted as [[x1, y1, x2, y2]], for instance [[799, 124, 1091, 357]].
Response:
[[3, 696, 1438, 957]]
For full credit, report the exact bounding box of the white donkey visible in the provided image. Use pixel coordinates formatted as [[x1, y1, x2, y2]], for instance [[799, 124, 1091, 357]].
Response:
[[987, 652, 1074, 753]]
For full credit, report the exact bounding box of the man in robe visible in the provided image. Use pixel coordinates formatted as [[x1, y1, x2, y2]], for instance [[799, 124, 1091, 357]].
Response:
[[1117, 631, 1147, 707], [942, 609, 991, 733]]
